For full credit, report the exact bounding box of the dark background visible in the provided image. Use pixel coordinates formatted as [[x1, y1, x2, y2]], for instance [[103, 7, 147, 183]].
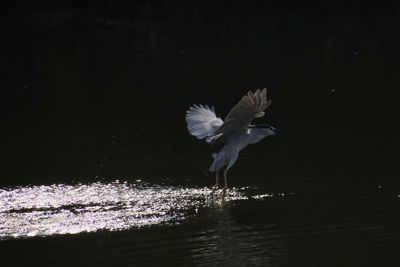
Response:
[[1, 0, 398, 189], [0, 1, 399, 266]]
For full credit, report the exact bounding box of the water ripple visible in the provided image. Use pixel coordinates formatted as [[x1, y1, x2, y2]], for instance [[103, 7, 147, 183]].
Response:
[[0, 180, 251, 239]]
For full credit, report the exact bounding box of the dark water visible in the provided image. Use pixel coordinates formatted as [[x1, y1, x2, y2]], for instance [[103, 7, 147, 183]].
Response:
[[1, 1, 400, 266]]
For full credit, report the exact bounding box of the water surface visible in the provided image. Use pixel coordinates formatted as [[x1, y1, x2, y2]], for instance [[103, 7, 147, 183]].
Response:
[[0, 181, 252, 238]]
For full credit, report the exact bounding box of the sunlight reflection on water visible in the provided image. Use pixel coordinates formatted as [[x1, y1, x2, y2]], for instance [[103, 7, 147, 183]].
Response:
[[0, 180, 272, 239]]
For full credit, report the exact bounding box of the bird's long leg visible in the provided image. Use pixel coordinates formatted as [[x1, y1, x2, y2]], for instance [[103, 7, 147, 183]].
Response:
[[222, 168, 228, 198], [210, 170, 219, 195]]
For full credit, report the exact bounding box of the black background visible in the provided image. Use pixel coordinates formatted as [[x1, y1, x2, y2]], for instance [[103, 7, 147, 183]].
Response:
[[1, 0, 398, 188]]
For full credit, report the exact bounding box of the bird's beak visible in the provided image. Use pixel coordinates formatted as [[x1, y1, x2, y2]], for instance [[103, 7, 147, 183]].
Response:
[[273, 128, 284, 134]]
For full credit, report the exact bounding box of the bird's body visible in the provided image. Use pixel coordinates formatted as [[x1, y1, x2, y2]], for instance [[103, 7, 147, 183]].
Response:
[[185, 88, 281, 197]]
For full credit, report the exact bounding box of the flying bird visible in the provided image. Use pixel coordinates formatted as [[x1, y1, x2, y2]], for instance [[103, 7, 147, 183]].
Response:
[[185, 88, 282, 197]]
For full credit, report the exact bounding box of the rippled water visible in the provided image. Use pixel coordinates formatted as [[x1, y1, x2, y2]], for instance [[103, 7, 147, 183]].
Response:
[[0, 181, 281, 239], [2, 180, 399, 266]]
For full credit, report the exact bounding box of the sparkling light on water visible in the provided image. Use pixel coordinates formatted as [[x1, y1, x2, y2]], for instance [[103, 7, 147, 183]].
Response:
[[0, 181, 250, 239]]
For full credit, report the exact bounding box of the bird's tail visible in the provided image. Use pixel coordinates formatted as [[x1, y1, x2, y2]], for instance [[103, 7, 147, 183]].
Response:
[[209, 157, 220, 172], [185, 105, 223, 141], [209, 152, 228, 172]]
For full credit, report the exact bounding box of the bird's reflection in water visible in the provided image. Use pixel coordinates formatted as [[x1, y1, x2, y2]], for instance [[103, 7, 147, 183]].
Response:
[[191, 198, 282, 266]]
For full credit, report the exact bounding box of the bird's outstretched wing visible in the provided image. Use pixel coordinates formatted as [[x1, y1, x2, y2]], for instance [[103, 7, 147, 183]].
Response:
[[185, 105, 223, 141], [212, 88, 271, 137]]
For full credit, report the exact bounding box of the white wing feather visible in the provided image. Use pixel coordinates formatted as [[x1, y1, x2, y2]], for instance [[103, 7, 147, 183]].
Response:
[[185, 105, 223, 142]]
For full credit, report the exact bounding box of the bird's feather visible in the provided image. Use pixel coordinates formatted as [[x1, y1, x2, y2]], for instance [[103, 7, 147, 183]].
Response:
[[185, 105, 223, 141], [212, 88, 271, 137]]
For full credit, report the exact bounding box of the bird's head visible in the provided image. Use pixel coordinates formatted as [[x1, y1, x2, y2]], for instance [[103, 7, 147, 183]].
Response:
[[251, 124, 284, 135], [248, 124, 283, 145]]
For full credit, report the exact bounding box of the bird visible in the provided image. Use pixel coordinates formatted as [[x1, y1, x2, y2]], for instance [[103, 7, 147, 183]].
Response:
[[185, 88, 282, 198]]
